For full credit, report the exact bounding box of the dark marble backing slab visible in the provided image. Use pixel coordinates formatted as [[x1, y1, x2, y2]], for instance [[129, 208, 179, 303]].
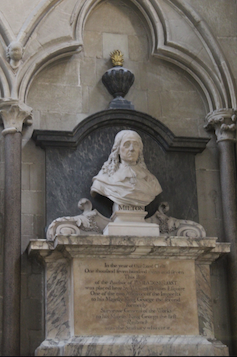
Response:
[[46, 125, 198, 227]]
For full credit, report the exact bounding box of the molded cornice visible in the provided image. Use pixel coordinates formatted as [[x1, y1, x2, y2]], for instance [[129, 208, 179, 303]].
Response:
[[32, 109, 209, 153]]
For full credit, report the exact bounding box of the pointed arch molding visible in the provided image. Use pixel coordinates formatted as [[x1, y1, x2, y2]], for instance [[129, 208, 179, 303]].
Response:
[[32, 109, 209, 153], [70, 0, 236, 111], [0, 0, 235, 112]]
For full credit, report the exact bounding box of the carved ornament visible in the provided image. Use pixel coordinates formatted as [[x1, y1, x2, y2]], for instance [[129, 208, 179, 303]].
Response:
[[6, 41, 24, 72], [47, 198, 110, 241], [110, 50, 124, 67], [148, 202, 206, 238], [205, 108, 236, 142], [0, 99, 32, 136], [46, 199, 206, 241]]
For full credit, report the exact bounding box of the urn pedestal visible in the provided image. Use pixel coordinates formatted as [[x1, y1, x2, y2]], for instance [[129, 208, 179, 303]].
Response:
[[28, 235, 230, 356]]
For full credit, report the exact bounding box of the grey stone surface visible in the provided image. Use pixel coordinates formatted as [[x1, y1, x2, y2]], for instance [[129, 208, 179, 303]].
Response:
[[108, 97, 134, 109], [188, 0, 237, 38], [218, 140, 237, 353], [211, 257, 232, 349], [2, 132, 22, 356], [20, 253, 44, 356]]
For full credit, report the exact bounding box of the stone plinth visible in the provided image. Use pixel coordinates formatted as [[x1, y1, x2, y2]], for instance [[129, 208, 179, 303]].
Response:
[[103, 210, 160, 236], [103, 206, 160, 236], [28, 235, 230, 356]]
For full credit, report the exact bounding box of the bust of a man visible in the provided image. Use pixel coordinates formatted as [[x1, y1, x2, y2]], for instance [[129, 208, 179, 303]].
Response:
[[90, 130, 162, 206]]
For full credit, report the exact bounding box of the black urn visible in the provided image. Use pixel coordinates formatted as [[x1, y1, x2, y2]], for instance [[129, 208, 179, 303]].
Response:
[[102, 50, 135, 109]]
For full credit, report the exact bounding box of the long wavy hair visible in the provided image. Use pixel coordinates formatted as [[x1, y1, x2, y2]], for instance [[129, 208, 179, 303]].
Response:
[[101, 130, 147, 177]]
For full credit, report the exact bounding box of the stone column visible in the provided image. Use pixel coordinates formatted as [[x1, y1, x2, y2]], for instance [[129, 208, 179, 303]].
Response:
[[0, 99, 32, 356], [205, 108, 237, 354]]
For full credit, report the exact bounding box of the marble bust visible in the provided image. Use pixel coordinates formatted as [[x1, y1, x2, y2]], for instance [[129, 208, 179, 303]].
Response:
[[90, 130, 162, 206]]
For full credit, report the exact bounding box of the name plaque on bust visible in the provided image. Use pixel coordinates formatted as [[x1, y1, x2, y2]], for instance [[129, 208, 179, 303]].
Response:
[[73, 259, 199, 336], [116, 204, 145, 211]]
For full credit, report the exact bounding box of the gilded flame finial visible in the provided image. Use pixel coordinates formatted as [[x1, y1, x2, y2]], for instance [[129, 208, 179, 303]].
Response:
[[110, 50, 124, 67]]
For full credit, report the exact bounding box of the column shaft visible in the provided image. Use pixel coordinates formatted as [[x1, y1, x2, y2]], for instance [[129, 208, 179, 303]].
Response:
[[218, 140, 237, 354], [2, 132, 22, 356]]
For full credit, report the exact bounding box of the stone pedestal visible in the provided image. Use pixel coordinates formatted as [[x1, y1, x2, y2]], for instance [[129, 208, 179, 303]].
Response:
[[29, 235, 230, 356], [103, 208, 160, 236]]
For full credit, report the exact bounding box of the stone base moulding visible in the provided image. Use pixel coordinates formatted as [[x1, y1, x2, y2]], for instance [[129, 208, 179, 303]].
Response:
[[35, 336, 228, 356], [28, 235, 230, 356]]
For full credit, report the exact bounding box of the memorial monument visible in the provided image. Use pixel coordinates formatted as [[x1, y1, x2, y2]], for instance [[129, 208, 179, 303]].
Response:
[[27, 51, 230, 356], [29, 127, 230, 356]]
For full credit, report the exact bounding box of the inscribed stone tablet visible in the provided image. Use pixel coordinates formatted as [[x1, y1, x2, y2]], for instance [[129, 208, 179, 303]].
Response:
[[73, 259, 199, 335]]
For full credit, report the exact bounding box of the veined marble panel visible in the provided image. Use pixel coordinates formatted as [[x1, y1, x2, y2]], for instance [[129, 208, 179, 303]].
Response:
[[45, 258, 72, 339], [196, 264, 214, 338], [35, 335, 229, 356]]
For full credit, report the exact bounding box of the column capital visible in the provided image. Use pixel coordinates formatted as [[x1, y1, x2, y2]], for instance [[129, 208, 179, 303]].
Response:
[[0, 98, 32, 136], [205, 108, 236, 143]]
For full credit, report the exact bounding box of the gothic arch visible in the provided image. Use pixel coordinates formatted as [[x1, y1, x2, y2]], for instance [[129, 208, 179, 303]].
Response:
[[71, 0, 236, 112], [0, 0, 67, 98], [0, 0, 235, 114], [18, 40, 82, 101]]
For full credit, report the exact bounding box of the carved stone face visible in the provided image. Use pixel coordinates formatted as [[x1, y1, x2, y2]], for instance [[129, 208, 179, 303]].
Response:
[[119, 133, 140, 165], [9, 42, 23, 61]]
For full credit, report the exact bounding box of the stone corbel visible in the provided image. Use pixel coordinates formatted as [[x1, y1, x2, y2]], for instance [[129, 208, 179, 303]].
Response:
[[0, 98, 32, 136], [205, 108, 236, 142]]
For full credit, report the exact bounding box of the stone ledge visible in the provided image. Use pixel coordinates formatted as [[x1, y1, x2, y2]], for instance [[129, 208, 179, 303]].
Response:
[[28, 236, 230, 262], [35, 335, 228, 356]]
